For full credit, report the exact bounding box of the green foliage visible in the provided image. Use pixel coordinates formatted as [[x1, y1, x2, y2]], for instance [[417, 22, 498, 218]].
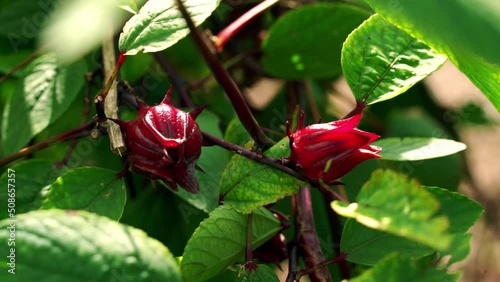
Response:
[[342, 14, 446, 105], [0, 1, 490, 281], [175, 110, 228, 213], [337, 172, 482, 269], [262, 3, 370, 79], [119, 0, 219, 55], [0, 159, 66, 220], [348, 253, 459, 282], [364, 0, 500, 112], [220, 138, 303, 214], [0, 210, 181, 281], [181, 205, 280, 282], [341, 219, 433, 265], [40, 167, 127, 220], [332, 169, 450, 250], [1, 53, 87, 155], [373, 137, 466, 161]]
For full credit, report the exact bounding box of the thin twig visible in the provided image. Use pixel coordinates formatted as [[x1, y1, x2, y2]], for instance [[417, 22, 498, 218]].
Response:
[[152, 52, 195, 108], [202, 131, 308, 183], [0, 46, 47, 84], [0, 120, 97, 167], [175, 0, 275, 149]]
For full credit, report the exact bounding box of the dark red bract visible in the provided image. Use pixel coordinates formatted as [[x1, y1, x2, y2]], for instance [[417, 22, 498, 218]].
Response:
[[114, 86, 204, 193], [287, 112, 381, 185]]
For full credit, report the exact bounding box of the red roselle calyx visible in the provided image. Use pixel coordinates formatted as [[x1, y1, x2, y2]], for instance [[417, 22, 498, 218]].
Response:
[[112, 85, 204, 193], [287, 111, 381, 185]]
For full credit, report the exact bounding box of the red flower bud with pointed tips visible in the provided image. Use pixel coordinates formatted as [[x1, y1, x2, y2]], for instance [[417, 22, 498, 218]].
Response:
[[287, 112, 381, 184], [113, 85, 204, 193]]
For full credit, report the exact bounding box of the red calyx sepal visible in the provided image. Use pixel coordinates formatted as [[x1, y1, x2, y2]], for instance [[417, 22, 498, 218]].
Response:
[[287, 111, 381, 185], [114, 85, 204, 193]]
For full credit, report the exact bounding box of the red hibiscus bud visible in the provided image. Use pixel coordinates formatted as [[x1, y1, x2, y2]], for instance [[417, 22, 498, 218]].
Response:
[[112, 85, 204, 193], [287, 111, 381, 184]]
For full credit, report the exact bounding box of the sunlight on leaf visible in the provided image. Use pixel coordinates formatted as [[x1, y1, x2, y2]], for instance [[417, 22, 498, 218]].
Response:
[[0, 210, 181, 281], [348, 253, 459, 282], [373, 137, 466, 161], [342, 14, 447, 105], [41, 167, 126, 220], [364, 0, 500, 112], [332, 169, 451, 251], [119, 0, 219, 55], [1, 53, 86, 155]]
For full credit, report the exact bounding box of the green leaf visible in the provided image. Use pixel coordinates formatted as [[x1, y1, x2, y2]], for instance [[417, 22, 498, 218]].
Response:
[[119, 0, 147, 14], [348, 253, 459, 282], [445, 233, 472, 266], [332, 169, 450, 250], [0, 0, 56, 38], [0, 160, 66, 220], [120, 184, 207, 256], [1, 53, 87, 155], [363, 0, 500, 112], [119, 0, 219, 55], [220, 138, 303, 214], [40, 167, 127, 220], [426, 187, 482, 264], [426, 187, 482, 234], [373, 137, 466, 161], [341, 14, 447, 105], [383, 110, 462, 190], [176, 110, 229, 213], [341, 219, 433, 266], [181, 205, 280, 282], [242, 264, 280, 282], [224, 117, 252, 148], [0, 50, 33, 77], [261, 3, 370, 79], [0, 210, 181, 281]]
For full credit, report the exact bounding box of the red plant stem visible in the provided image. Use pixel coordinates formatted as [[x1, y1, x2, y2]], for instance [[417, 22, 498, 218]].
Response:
[[153, 52, 195, 108], [214, 0, 280, 51], [175, 0, 275, 149], [202, 131, 308, 184], [94, 51, 126, 112], [0, 120, 97, 167], [342, 100, 366, 119], [295, 185, 332, 282]]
